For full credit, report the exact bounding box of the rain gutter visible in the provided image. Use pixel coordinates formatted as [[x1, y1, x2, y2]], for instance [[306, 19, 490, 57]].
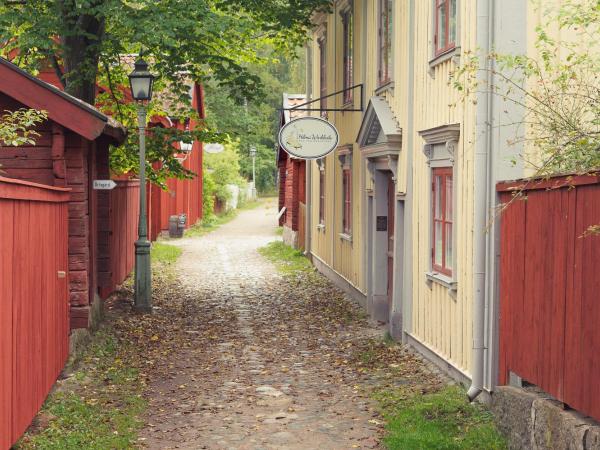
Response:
[[468, 0, 494, 402]]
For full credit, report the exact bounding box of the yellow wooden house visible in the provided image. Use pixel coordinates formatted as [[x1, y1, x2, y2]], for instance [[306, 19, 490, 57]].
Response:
[[300, 0, 546, 400]]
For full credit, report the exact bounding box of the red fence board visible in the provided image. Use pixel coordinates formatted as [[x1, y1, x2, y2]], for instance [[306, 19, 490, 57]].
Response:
[[0, 177, 69, 449], [499, 175, 600, 422], [99, 179, 140, 298]]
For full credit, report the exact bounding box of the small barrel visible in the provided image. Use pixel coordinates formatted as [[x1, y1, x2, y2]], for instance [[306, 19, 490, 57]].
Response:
[[169, 215, 182, 238]]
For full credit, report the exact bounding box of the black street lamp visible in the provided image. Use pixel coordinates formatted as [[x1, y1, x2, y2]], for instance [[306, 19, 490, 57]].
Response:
[[129, 59, 154, 101], [128, 57, 155, 312]]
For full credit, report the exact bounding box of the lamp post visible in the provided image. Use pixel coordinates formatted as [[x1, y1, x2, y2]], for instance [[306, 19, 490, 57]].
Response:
[[128, 57, 155, 312], [250, 145, 257, 199]]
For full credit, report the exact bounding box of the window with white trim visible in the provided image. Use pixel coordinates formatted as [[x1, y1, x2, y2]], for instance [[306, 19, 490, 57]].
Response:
[[419, 123, 460, 290], [434, 0, 457, 56]]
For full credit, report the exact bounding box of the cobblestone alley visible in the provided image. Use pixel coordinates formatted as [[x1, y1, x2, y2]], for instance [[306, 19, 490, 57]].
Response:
[[138, 200, 390, 449]]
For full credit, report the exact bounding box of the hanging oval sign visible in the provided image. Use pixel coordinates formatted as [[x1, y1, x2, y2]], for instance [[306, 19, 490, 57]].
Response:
[[204, 143, 225, 154], [278, 117, 339, 159]]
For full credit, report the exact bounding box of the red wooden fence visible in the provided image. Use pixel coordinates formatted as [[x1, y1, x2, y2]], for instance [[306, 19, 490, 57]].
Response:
[[0, 177, 70, 449], [99, 167, 203, 298], [498, 174, 600, 422], [99, 179, 139, 298]]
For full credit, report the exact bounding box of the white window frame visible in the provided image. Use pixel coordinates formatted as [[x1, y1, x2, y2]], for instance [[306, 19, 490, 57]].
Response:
[[429, 0, 461, 69], [419, 124, 460, 293]]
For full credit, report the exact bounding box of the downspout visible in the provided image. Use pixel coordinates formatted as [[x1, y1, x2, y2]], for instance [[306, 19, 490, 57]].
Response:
[[305, 44, 313, 257], [402, 0, 415, 340], [330, 3, 337, 266], [305, 161, 312, 257], [468, 0, 493, 402]]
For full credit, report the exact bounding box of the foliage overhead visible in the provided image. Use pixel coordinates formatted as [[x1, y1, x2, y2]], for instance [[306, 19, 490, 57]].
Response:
[[0, 0, 329, 183], [0, 0, 328, 103], [0, 108, 47, 147], [453, 0, 600, 176], [204, 44, 306, 193]]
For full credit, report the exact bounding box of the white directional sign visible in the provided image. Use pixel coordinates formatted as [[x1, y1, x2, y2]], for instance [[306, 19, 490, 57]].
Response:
[[278, 117, 339, 160], [93, 180, 117, 190]]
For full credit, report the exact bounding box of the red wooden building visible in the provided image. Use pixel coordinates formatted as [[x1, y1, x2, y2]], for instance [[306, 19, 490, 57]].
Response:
[[278, 94, 307, 249], [0, 57, 126, 330], [28, 55, 205, 241], [147, 83, 205, 241]]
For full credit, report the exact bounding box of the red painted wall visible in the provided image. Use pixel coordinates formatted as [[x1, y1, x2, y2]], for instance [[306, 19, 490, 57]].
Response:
[[0, 177, 70, 449], [278, 154, 305, 231], [0, 93, 111, 330], [498, 174, 600, 422], [0, 82, 205, 327], [149, 84, 205, 237], [99, 180, 140, 299]]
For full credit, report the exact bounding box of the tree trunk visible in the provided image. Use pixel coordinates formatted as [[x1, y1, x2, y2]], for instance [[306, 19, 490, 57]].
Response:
[[59, 1, 106, 104]]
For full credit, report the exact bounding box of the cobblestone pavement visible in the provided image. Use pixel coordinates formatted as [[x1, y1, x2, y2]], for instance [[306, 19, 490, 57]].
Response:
[[139, 200, 384, 449]]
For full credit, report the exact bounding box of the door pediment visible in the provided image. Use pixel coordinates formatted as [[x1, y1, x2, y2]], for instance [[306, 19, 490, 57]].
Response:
[[357, 96, 402, 158]]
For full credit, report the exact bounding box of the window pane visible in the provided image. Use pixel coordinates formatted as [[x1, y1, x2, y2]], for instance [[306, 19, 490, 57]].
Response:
[[446, 175, 453, 221], [449, 0, 457, 45], [437, 3, 447, 50], [445, 222, 453, 270], [434, 175, 442, 219], [435, 221, 443, 266]]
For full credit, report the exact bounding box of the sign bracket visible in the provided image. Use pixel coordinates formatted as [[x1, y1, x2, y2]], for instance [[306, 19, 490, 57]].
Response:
[[278, 84, 364, 113]]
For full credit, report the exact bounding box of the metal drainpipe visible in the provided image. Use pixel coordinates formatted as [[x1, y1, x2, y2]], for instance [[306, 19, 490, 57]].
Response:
[[468, 0, 494, 402], [305, 44, 313, 257], [330, 3, 337, 266], [305, 162, 312, 257], [403, 0, 415, 340]]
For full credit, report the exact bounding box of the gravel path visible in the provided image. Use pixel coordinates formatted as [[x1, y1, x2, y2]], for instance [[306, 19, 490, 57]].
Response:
[[139, 200, 384, 449]]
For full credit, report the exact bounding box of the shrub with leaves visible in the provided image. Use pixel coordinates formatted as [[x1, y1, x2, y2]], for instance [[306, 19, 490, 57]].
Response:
[[0, 109, 47, 147], [453, 0, 600, 176], [203, 141, 246, 217]]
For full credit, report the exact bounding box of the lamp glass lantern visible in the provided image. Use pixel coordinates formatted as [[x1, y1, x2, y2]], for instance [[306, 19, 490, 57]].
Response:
[[128, 58, 155, 101], [249, 146, 257, 157]]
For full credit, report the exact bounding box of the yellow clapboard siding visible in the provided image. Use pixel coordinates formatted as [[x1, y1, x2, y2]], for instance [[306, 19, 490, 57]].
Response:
[[304, 0, 525, 377], [407, 0, 477, 374]]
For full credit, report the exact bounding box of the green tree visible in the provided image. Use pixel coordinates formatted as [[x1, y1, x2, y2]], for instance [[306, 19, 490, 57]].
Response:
[[0, 0, 328, 181], [204, 44, 306, 193], [203, 141, 245, 218], [453, 0, 600, 176]]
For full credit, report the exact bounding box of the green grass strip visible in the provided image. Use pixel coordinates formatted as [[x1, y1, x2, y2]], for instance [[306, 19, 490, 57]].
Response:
[[16, 330, 145, 449], [151, 242, 182, 264], [258, 241, 312, 274], [378, 385, 506, 450]]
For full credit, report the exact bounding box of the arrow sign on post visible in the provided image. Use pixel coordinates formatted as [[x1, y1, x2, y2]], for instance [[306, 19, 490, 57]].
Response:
[[93, 180, 117, 190]]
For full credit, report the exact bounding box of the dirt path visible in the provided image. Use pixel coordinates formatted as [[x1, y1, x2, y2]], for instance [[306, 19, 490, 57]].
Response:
[[139, 200, 384, 449]]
